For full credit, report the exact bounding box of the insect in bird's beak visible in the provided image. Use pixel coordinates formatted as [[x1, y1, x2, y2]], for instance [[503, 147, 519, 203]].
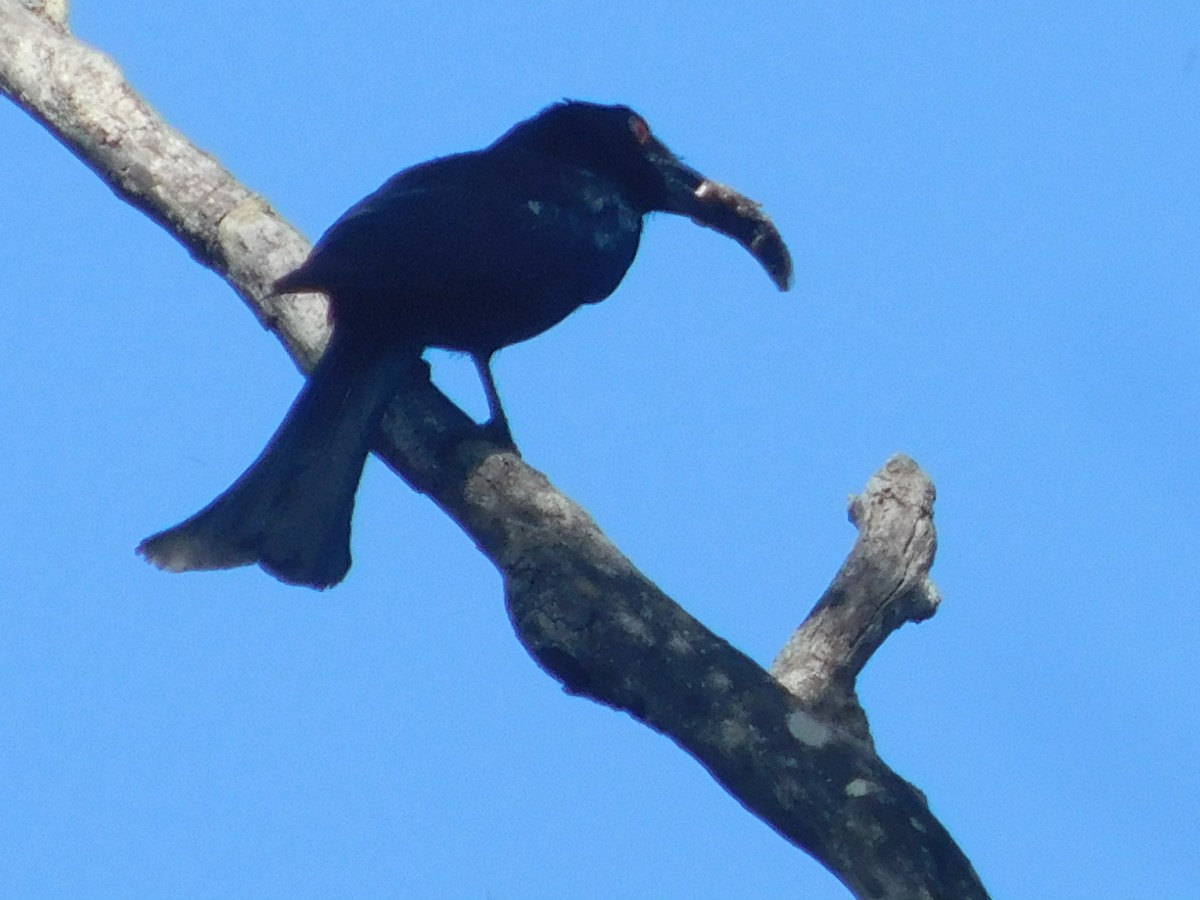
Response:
[[688, 179, 793, 292]]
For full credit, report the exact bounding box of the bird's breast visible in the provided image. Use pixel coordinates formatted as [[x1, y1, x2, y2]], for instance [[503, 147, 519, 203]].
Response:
[[522, 188, 639, 259]]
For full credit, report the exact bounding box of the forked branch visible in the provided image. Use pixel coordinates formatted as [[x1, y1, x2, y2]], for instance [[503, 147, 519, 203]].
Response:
[[0, 4, 988, 896]]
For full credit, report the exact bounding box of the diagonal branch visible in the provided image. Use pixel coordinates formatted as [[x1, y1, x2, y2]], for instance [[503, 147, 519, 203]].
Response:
[[0, 4, 989, 897]]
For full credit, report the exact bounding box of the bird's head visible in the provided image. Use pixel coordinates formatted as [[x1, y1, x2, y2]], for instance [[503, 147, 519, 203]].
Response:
[[497, 100, 793, 291]]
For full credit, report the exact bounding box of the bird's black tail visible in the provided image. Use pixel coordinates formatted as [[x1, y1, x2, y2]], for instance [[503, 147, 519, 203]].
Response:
[[138, 332, 414, 589]]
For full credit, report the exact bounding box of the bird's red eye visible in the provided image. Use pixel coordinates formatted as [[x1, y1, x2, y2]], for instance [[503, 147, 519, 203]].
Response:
[[629, 114, 651, 144]]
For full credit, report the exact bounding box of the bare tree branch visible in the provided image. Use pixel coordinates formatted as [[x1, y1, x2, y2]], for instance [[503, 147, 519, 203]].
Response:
[[1, 4, 989, 897], [772, 454, 942, 745], [0, 0, 326, 365], [18, 0, 65, 27]]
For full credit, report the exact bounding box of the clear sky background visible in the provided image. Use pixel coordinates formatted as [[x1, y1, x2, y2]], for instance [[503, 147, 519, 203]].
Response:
[[2, 3, 1198, 898]]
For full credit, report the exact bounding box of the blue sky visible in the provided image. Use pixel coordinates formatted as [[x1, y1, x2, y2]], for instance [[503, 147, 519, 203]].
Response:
[[2, 3, 1198, 898]]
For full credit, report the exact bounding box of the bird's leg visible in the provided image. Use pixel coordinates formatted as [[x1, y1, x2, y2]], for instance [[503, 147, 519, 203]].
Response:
[[473, 352, 515, 446]]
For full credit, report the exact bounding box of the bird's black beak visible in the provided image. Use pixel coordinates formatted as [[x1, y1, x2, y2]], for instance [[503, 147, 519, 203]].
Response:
[[656, 158, 793, 292]]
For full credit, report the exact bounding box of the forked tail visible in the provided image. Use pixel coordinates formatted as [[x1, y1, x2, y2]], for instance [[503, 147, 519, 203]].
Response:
[[138, 332, 415, 588]]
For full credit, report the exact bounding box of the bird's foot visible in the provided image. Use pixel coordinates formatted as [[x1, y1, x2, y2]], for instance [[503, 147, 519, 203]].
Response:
[[480, 415, 518, 452]]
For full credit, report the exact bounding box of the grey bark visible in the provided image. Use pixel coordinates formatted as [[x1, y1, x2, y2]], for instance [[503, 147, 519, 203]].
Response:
[[0, 3, 989, 897]]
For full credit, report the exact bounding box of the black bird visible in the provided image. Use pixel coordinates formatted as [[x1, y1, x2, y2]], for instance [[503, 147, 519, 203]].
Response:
[[138, 101, 792, 589]]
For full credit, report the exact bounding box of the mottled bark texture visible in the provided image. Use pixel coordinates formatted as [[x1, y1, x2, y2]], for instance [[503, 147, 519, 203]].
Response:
[[1, 4, 989, 897]]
